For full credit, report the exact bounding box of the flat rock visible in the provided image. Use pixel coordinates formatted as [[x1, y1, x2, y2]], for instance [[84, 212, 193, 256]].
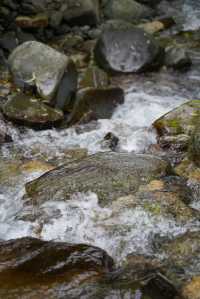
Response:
[[25, 152, 171, 205]]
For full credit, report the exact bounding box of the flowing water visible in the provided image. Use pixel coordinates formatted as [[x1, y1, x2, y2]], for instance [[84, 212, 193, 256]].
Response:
[[0, 1, 200, 264]]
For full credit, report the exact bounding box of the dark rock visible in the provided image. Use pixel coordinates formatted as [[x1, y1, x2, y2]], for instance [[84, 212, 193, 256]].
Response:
[[25, 152, 171, 205], [53, 60, 78, 112], [63, 0, 100, 26], [94, 27, 164, 73], [67, 87, 124, 125], [3, 94, 64, 128], [102, 132, 119, 151], [0, 31, 18, 54]]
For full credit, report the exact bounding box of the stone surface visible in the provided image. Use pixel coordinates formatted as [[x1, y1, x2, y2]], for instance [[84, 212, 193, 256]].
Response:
[[8, 41, 70, 101], [25, 152, 171, 205], [67, 87, 124, 124], [3, 94, 64, 128], [94, 27, 163, 73], [63, 0, 99, 26]]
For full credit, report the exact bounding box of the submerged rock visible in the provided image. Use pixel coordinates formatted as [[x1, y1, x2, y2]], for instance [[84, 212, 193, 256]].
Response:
[[8, 41, 73, 101], [25, 152, 171, 205], [94, 27, 163, 73], [3, 94, 64, 128]]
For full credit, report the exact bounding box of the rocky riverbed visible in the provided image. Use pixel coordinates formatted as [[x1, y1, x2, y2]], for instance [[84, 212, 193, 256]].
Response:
[[0, 0, 200, 298]]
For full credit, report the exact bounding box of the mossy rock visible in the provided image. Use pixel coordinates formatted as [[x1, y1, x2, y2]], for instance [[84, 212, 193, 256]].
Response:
[[153, 100, 200, 137], [79, 66, 109, 89], [3, 93, 64, 128]]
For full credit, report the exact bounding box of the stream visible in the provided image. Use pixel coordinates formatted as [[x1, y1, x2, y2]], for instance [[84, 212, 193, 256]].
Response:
[[0, 1, 200, 297]]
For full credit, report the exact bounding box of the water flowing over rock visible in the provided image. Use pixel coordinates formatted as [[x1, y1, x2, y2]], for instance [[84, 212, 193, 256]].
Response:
[[94, 27, 164, 73], [8, 41, 75, 101], [25, 152, 171, 205]]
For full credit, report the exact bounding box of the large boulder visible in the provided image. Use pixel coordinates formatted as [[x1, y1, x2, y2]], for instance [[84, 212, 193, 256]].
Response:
[[8, 41, 76, 102], [94, 27, 163, 73], [103, 0, 154, 23], [25, 152, 171, 205], [63, 0, 100, 26], [3, 94, 64, 128]]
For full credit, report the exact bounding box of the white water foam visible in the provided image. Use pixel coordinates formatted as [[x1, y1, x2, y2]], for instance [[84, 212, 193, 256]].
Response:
[[3, 90, 187, 160], [31, 192, 196, 262]]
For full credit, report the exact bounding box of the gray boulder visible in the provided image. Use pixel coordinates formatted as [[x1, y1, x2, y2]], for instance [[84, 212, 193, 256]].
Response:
[[8, 41, 73, 101], [94, 27, 163, 73]]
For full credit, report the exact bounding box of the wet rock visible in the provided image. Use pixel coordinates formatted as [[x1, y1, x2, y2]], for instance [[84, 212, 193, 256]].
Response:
[[153, 100, 200, 142], [181, 276, 200, 299], [3, 94, 64, 128], [94, 27, 164, 73], [8, 41, 71, 101], [63, 0, 100, 26], [103, 0, 154, 23], [165, 47, 192, 70], [0, 237, 114, 287], [25, 152, 171, 205], [67, 87, 124, 125], [15, 14, 49, 28], [102, 132, 119, 151]]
